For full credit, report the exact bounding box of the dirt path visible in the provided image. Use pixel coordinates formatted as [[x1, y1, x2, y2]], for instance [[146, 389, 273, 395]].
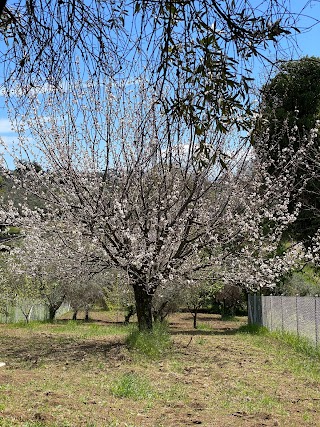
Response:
[[0, 313, 320, 426]]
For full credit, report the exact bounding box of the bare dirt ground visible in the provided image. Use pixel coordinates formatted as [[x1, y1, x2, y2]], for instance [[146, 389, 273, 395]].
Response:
[[1, 312, 320, 426]]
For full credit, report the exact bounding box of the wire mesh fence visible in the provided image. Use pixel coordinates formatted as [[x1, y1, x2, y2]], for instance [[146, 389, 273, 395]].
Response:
[[0, 299, 71, 323], [248, 294, 320, 346]]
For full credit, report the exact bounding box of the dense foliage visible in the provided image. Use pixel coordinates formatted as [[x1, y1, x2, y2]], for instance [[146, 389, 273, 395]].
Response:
[[259, 56, 320, 242]]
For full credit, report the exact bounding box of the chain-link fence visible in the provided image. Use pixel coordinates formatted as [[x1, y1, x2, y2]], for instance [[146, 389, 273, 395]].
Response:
[[0, 299, 71, 323], [248, 294, 320, 346]]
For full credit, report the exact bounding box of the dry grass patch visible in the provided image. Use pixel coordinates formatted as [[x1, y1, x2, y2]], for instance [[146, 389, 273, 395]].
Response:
[[1, 312, 320, 426]]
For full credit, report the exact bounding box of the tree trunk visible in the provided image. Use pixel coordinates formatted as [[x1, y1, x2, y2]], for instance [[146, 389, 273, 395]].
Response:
[[48, 306, 57, 322], [84, 309, 89, 322], [72, 310, 78, 320], [193, 310, 198, 329], [153, 310, 158, 323], [133, 283, 153, 331], [153, 301, 168, 323], [124, 305, 135, 324], [47, 297, 65, 322]]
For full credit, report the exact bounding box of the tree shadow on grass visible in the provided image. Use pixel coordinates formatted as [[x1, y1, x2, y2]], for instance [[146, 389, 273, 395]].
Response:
[[55, 318, 126, 326], [169, 313, 247, 337], [0, 333, 128, 369], [169, 327, 242, 337]]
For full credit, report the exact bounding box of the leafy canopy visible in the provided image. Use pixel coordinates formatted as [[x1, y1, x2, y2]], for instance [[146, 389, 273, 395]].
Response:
[[0, 0, 307, 138]]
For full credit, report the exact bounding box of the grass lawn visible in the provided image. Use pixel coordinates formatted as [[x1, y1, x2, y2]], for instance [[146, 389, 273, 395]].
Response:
[[1, 311, 320, 426]]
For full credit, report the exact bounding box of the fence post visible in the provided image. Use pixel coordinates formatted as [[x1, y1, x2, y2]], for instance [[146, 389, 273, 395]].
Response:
[[253, 293, 257, 324], [248, 294, 252, 324], [270, 296, 273, 331], [315, 297, 318, 347], [281, 295, 284, 332], [296, 295, 299, 337]]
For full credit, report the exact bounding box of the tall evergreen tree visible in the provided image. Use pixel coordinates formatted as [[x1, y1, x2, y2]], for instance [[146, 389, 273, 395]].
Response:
[[259, 56, 320, 243]]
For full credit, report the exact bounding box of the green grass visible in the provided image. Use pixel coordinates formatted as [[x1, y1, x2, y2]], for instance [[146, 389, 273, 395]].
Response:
[[270, 330, 320, 359], [169, 360, 184, 373], [196, 337, 206, 345], [196, 323, 212, 331], [126, 321, 171, 359], [238, 323, 320, 359], [220, 378, 286, 415], [7, 319, 133, 338], [237, 323, 269, 335], [2, 313, 320, 426], [7, 320, 48, 329], [53, 321, 133, 338], [110, 372, 154, 400]]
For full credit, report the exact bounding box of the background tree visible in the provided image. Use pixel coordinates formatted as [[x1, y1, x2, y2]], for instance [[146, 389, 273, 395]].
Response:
[[65, 278, 103, 322], [152, 281, 184, 323], [5, 222, 82, 321], [277, 266, 320, 296], [0, 252, 17, 322], [258, 56, 320, 242], [184, 280, 220, 329], [261, 57, 320, 138], [99, 270, 137, 324], [215, 283, 244, 317], [2, 257, 42, 323]]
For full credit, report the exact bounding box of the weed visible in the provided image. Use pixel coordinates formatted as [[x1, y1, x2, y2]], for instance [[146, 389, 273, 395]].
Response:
[[110, 372, 153, 400], [170, 360, 184, 373], [126, 322, 171, 358], [239, 324, 320, 359], [270, 330, 320, 359], [237, 323, 269, 335], [303, 412, 312, 422], [196, 323, 212, 331]]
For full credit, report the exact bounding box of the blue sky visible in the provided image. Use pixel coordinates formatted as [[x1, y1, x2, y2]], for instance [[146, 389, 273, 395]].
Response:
[[252, 1, 320, 86], [1, 1, 320, 168], [296, 1, 320, 56]]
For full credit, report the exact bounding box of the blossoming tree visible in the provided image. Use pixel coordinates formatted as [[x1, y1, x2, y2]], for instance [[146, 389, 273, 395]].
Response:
[[0, 74, 312, 330]]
